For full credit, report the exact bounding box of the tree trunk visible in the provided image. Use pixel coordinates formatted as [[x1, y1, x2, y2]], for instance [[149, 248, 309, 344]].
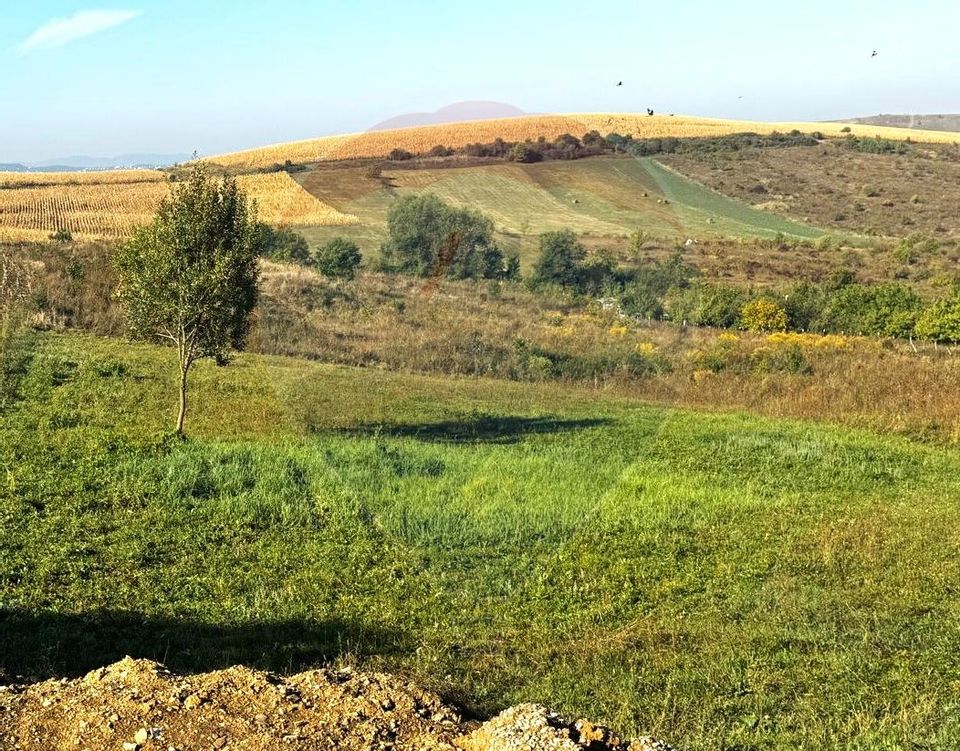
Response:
[[176, 360, 190, 436]]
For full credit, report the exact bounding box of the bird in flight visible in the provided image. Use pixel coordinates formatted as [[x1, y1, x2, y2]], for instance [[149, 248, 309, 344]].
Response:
[[616, 81, 623, 86], [646, 108, 654, 116], [871, 50, 878, 57]]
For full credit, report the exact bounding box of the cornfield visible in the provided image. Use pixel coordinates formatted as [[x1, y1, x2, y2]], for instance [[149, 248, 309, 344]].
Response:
[[206, 113, 960, 169], [0, 171, 354, 242], [236, 173, 357, 226], [0, 170, 166, 189]]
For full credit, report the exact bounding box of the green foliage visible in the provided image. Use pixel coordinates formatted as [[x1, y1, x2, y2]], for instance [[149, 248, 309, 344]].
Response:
[[531, 230, 587, 289], [48, 228, 74, 243], [844, 135, 910, 155], [577, 251, 617, 295], [314, 237, 362, 279], [695, 284, 748, 328], [915, 295, 960, 343], [783, 281, 827, 332], [894, 234, 940, 264], [740, 297, 788, 332], [380, 194, 508, 280], [619, 252, 695, 320], [816, 283, 921, 337], [749, 343, 812, 374], [257, 224, 311, 265], [113, 165, 260, 433], [507, 142, 543, 163]]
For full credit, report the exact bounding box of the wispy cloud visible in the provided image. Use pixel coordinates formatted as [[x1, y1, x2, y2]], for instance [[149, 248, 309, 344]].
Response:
[[17, 9, 142, 54]]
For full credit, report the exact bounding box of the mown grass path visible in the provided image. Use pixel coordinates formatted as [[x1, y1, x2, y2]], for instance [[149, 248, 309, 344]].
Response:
[[637, 157, 827, 240]]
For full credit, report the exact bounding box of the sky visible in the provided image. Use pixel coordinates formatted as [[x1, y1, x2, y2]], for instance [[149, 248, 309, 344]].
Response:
[[2, 0, 959, 162]]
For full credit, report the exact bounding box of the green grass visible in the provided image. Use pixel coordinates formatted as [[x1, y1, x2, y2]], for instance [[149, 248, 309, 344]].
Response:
[[636, 158, 826, 240], [3, 332, 960, 750], [298, 155, 831, 261]]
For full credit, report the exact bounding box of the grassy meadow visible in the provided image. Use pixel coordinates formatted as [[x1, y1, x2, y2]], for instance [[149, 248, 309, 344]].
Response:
[[3, 330, 960, 750], [296, 155, 829, 264]]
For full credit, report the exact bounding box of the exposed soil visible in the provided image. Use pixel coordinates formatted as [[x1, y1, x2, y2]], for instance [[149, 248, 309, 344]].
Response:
[[0, 658, 675, 751], [660, 142, 960, 240]]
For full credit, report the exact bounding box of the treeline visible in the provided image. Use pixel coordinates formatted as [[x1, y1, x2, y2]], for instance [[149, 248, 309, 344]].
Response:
[[526, 232, 960, 342], [386, 130, 824, 165], [262, 192, 960, 344]]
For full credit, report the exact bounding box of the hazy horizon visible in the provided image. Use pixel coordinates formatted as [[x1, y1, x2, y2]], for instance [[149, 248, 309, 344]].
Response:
[[3, 0, 959, 163]]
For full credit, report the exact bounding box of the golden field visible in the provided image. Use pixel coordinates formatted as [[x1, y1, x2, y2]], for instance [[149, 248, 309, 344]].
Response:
[[206, 113, 960, 169], [0, 171, 355, 242]]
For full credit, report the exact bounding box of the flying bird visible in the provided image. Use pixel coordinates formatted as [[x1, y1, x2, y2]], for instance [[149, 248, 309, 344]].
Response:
[[616, 81, 623, 86], [646, 108, 654, 116], [871, 50, 878, 57]]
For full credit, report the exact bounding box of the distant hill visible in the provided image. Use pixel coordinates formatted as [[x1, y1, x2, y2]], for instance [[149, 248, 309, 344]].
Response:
[[840, 114, 960, 133], [368, 101, 526, 131], [1, 153, 191, 172]]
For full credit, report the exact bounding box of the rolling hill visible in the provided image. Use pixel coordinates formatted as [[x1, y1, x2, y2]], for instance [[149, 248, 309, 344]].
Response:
[[842, 113, 960, 132], [206, 112, 960, 169], [3, 112, 958, 248], [295, 154, 826, 261]]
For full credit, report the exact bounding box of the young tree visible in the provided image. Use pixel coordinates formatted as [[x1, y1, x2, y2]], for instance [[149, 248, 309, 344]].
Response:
[[315, 237, 362, 279], [531, 230, 586, 288], [379, 194, 507, 280], [114, 166, 260, 436]]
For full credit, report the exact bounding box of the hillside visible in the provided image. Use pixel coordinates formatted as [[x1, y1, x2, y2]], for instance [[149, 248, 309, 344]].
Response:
[[842, 113, 960, 132], [295, 154, 827, 262], [2, 113, 958, 248], [206, 113, 960, 169]]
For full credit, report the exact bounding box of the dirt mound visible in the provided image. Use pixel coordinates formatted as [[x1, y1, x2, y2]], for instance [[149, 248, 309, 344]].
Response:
[[0, 658, 676, 751]]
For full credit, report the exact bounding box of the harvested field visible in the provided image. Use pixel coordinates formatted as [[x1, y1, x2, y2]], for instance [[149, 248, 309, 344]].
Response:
[[0, 172, 353, 242]]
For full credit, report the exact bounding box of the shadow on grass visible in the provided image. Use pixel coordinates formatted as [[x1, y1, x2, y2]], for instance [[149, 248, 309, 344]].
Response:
[[0, 608, 409, 681], [329, 414, 613, 444]]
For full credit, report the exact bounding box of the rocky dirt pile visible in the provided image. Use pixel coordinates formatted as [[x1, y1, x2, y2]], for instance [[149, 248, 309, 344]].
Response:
[[0, 658, 677, 751]]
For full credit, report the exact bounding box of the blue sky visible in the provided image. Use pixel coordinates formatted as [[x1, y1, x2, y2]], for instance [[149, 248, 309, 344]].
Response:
[[2, 1, 959, 162]]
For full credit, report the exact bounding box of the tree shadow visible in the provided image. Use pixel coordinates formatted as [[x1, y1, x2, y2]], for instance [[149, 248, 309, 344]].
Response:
[[329, 414, 613, 445], [0, 608, 409, 682]]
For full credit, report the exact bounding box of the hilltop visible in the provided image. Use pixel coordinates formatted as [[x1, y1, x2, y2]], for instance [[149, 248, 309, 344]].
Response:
[[204, 112, 960, 169], [842, 113, 960, 132]]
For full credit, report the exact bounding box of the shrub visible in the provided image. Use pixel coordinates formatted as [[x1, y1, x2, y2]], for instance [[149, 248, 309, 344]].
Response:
[[694, 285, 747, 328], [895, 234, 940, 264], [783, 282, 827, 332], [817, 283, 921, 337], [915, 295, 960, 343], [507, 142, 543, 163], [49, 228, 74, 243], [531, 230, 587, 289], [257, 224, 311, 265], [380, 194, 508, 280], [388, 148, 414, 161], [750, 344, 812, 375], [314, 237, 362, 279], [740, 297, 788, 332], [577, 252, 618, 295]]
